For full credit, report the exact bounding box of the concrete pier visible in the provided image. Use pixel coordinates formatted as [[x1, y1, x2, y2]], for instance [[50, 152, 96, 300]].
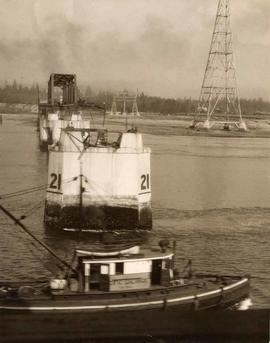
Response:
[[38, 112, 60, 149], [38, 112, 91, 149], [44, 129, 152, 231]]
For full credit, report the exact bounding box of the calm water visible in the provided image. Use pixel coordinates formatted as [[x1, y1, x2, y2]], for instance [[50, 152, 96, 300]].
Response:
[[0, 114, 270, 309]]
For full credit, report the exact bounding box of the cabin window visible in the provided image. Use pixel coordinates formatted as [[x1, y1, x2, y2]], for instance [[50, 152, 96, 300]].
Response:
[[91, 264, 101, 275], [115, 262, 124, 274], [124, 260, 151, 274], [101, 265, 109, 275]]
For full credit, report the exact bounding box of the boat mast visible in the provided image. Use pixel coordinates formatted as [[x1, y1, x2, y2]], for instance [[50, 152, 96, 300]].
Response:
[[79, 159, 84, 228], [0, 204, 77, 274]]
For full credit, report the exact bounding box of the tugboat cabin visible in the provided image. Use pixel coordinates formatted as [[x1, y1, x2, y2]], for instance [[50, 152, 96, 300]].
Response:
[[73, 246, 175, 292]]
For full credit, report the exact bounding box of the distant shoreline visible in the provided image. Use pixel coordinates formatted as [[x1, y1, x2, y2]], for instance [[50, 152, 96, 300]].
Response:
[[104, 114, 270, 138], [2, 111, 270, 138]]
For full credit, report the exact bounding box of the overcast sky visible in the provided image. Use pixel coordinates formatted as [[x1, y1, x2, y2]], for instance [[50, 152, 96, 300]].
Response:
[[0, 0, 269, 100]]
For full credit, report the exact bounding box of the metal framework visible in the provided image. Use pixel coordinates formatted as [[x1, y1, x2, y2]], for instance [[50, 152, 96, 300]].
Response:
[[110, 90, 140, 116], [48, 73, 77, 105], [192, 0, 246, 130], [39, 74, 105, 115]]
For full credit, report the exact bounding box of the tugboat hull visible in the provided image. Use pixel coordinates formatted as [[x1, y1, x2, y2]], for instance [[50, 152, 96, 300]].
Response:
[[0, 276, 249, 313], [0, 277, 261, 343]]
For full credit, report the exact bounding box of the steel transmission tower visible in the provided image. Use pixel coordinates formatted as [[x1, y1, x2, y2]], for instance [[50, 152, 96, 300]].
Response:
[[191, 0, 247, 131], [110, 90, 140, 116]]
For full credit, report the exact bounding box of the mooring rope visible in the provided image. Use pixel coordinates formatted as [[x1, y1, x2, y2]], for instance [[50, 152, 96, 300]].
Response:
[[0, 176, 78, 200], [0, 185, 48, 199], [0, 204, 77, 274]]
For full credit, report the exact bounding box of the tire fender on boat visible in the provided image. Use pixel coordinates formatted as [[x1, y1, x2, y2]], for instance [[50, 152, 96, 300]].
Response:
[[18, 286, 36, 297]]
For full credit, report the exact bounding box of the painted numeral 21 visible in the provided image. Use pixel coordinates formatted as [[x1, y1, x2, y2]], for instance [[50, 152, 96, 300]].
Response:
[[141, 174, 150, 190], [50, 173, 61, 190]]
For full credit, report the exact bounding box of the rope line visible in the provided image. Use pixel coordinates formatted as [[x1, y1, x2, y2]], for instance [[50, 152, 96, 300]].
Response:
[[1, 187, 47, 200], [0, 176, 78, 200], [66, 132, 83, 151], [0, 185, 47, 199], [0, 220, 63, 276]]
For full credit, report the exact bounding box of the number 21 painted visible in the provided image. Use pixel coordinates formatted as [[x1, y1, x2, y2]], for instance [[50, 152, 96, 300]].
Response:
[[141, 174, 150, 190], [49, 173, 61, 190]]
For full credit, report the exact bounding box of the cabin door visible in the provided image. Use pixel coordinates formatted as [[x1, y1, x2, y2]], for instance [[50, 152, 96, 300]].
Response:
[[89, 264, 101, 290], [151, 259, 162, 285]]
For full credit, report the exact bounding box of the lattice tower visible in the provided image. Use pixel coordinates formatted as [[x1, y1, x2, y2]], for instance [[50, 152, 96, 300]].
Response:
[[110, 90, 140, 116], [192, 0, 246, 130]]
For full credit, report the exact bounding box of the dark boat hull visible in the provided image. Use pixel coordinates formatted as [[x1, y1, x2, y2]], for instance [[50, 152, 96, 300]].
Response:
[[0, 277, 249, 313], [0, 277, 252, 341]]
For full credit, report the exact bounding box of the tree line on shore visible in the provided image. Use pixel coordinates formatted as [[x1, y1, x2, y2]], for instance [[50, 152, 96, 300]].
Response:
[[0, 81, 269, 115], [84, 86, 270, 116]]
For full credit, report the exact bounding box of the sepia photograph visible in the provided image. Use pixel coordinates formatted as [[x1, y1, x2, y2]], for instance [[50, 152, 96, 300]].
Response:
[[0, 0, 270, 342]]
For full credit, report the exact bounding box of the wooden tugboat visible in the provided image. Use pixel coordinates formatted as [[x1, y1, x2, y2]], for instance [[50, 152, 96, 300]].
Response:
[[0, 245, 250, 313], [0, 206, 250, 314], [0, 205, 255, 341]]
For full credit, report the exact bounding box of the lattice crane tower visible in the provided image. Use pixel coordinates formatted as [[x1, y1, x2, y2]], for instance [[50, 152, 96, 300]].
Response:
[[110, 90, 140, 116], [192, 0, 247, 131]]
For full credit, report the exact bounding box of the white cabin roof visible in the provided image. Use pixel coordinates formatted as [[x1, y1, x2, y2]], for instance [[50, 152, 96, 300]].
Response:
[[76, 245, 140, 257], [76, 246, 173, 265]]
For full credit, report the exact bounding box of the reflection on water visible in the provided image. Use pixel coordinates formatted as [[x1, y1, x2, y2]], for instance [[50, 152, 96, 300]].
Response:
[[0, 114, 270, 308]]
